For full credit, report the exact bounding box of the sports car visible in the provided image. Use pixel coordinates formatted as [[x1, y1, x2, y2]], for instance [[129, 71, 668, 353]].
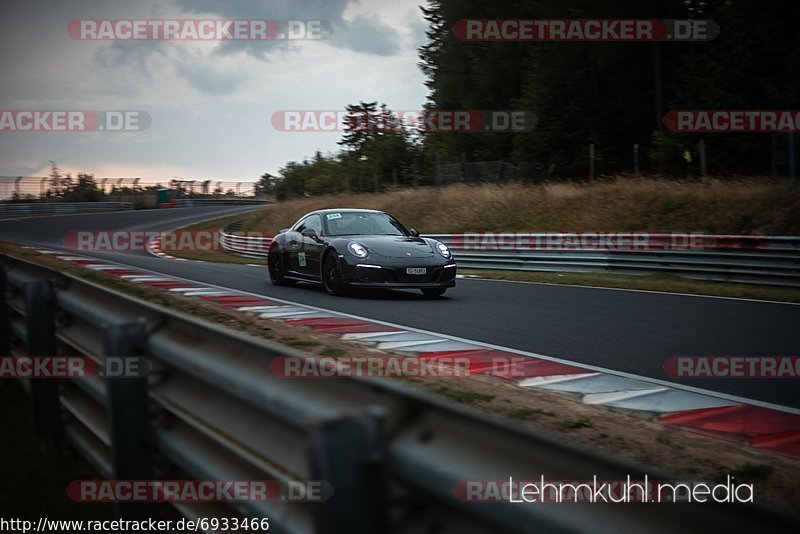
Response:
[[267, 209, 456, 296]]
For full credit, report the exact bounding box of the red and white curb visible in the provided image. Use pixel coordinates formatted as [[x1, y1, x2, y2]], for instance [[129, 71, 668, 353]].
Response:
[[145, 235, 189, 262], [27, 246, 800, 457], [145, 234, 263, 266]]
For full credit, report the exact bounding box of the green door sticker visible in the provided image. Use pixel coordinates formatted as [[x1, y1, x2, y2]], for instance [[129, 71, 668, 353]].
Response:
[[298, 252, 307, 267]]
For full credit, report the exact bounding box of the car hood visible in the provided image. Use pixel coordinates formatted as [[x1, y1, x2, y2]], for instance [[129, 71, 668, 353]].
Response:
[[348, 236, 435, 258]]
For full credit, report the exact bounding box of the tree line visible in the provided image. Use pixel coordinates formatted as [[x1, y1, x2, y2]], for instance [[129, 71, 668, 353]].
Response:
[[262, 0, 800, 200]]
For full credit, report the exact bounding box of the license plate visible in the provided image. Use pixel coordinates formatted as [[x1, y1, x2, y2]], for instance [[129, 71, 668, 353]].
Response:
[[406, 267, 426, 275]]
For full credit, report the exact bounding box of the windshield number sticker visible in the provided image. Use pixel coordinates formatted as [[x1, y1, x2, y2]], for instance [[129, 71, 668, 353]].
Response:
[[326, 213, 342, 220]]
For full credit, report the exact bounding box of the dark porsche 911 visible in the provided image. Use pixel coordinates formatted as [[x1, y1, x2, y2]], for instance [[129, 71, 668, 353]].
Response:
[[267, 209, 457, 296]]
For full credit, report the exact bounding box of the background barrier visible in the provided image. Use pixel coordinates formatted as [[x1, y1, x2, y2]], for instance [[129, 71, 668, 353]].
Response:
[[0, 202, 132, 216], [218, 225, 800, 286], [174, 199, 271, 207]]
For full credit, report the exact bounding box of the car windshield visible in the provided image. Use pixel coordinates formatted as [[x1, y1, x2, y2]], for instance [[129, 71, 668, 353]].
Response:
[[324, 212, 409, 237]]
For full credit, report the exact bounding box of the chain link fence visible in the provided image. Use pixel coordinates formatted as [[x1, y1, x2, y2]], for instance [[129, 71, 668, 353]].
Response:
[[436, 161, 554, 186]]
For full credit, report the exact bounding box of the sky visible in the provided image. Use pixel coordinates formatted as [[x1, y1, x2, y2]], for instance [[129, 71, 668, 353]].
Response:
[[0, 0, 429, 183]]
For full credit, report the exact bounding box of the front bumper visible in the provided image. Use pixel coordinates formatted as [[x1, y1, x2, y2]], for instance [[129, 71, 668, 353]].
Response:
[[348, 280, 456, 289], [340, 256, 457, 289]]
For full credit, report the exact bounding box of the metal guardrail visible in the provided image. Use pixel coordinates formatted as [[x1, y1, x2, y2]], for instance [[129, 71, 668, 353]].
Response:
[[174, 199, 271, 207], [218, 226, 800, 286], [0, 202, 132, 216], [426, 233, 800, 287], [3, 253, 798, 533], [219, 222, 273, 259]]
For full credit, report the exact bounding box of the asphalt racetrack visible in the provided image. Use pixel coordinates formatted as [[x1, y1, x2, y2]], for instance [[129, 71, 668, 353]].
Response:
[[1, 207, 798, 409]]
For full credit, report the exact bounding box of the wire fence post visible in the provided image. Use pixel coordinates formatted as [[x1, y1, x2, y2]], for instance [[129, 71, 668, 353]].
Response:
[[771, 133, 779, 179], [699, 139, 708, 179], [633, 144, 640, 176], [435, 153, 441, 188], [589, 143, 595, 179]]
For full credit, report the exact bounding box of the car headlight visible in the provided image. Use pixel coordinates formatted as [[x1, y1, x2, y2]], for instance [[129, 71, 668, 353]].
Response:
[[348, 241, 368, 258], [436, 242, 451, 259]]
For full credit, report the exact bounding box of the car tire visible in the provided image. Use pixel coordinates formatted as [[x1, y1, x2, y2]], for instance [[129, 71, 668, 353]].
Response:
[[322, 251, 346, 296], [421, 288, 447, 297], [268, 248, 295, 286]]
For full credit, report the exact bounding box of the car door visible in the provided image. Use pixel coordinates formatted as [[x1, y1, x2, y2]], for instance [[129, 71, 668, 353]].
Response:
[[286, 214, 324, 279], [284, 218, 308, 276], [298, 214, 325, 279]]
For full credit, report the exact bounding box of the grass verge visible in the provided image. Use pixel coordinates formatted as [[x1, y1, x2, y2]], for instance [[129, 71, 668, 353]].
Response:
[[237, 178, 800, 236], [460, 269, 800, 303], [160, 178, 800, 302]]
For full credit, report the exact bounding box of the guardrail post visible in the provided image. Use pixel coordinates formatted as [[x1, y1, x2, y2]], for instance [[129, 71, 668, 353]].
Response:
[[24, 280, 61, 440], [309, 408, 386, 534], [0, 267, 9, 358], [789, 131, 796, 185], [103, 323, 154, 520], [0, 267, 9, 391]]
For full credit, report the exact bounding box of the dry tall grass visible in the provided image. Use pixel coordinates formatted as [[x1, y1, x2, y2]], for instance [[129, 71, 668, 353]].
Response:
[[244, 176, 800, 235]]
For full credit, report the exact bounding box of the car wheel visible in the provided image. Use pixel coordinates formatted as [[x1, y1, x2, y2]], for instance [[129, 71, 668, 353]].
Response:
[[421, 288, 447, 297], [323, 251, 345, 296], [268, 248, 294, 286]]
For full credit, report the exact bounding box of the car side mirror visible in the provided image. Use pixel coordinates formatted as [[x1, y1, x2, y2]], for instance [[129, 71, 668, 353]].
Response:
[[409, 228, 420, 237], [301, 228, 318, 239]]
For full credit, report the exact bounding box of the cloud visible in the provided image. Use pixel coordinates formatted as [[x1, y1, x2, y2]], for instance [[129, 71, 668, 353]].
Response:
[[172, 0, 402, 58], [0, 0, 428, 181], [328, 14, 401, 56], [174, 60, 242, 96]]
